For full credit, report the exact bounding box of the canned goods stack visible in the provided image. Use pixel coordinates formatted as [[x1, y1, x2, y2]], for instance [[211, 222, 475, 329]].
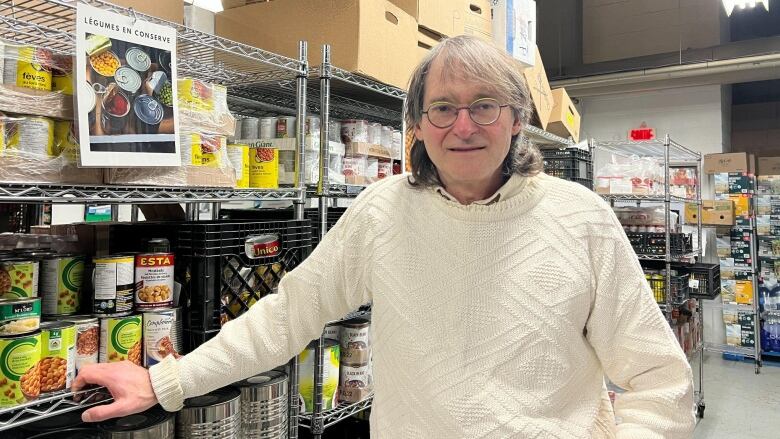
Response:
[[298, 338, 340, 413], [235, 370, 289, 439], [338, 317, 373, 403], [177, 387, 242, 439], [98, 406, 175, 438]]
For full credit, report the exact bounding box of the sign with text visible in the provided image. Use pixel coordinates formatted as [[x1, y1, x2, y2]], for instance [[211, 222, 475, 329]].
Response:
[[76, 4, 180, 167], [629, 127, 655, 141]]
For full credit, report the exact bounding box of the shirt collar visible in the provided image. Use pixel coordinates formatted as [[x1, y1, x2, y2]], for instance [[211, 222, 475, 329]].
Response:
[[435, 175, 515, 205]]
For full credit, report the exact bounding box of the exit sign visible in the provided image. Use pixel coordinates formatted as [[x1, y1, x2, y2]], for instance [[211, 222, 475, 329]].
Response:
[[630, 127, 655, 141]]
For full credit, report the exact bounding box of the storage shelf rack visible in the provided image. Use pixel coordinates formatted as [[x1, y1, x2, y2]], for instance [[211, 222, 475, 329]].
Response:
[[0, 0, 313, 436], [590, 135, 706, 418], [298, 395, 374, 432], [0, 387, 111, 431]]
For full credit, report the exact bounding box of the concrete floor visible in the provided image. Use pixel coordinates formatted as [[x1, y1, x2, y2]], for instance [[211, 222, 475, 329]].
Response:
[[693, 353, 780, 438]]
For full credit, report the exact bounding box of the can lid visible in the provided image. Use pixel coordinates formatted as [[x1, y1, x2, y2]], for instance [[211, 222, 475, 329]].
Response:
[[340, 317, 370, 328], [235, 370, 287, 388], [183, 387, 240, 408], [0, 329, 40, 339], [306, 338, 339, 350], [51, 314, 98, 324], [40, 320, 75, 331], [114, 66, 142, 94], [0, 297, 41, 306], [27, 428, 101, 439], [97, 406, 173, 432], [147, 238, 170, 253], [22, 408, 84, 432]]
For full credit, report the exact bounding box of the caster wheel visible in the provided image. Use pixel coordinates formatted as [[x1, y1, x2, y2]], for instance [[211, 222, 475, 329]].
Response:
[[696, 403, 705, 419]]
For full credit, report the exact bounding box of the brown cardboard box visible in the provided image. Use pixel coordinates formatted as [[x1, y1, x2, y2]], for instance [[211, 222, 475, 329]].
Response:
[[0, 155, 103, 185], [758, 157, 780, 176], [110, 0, 184, 23], [346, 142, 393, 159], [546, 88, 581, 142], [216, 0, 417, 90], [417, 27, 444, 61], [105, 166, 235, 188], [418, 0, 463, 37], [0, 85, 73, 120], [685, 200, 734, 226], [703, 153, 753, 174], [462, 0, 492, 41], [521, 48, 553, 129]]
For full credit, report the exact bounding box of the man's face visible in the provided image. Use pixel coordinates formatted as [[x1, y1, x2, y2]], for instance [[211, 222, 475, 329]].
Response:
[[414, 58, 522, 189]]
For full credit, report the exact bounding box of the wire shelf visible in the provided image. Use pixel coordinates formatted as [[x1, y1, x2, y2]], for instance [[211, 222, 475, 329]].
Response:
[[601, 194, 700, 203], [0, 387, 111, 431], [326, 307, 371, 326], [298, 394, 373, 431], [522, 125, 573, 146], [705, 342, 756, 358], [0, 183, 303, 203], [591, 138, 701, 163], [637, 250, 701, 262]]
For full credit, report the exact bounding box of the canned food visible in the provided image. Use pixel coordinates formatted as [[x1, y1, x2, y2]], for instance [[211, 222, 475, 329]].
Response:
[[378, 159, 393, 179], [39, 321, 75, 393], [133, 95, 164, 135], [0, 258, 39, 299], [305, 116, 320, 136], [3, 116, 55, 157], [100, 83, 130, 135], [323, 324, 341, 341], [248, 147, 279, 189], [124, 47, 151, 73], [228, 144, 250, 188], [297, 339, 339, 413], [0, 297, 41, 336], [339, 362, 371, 389], [89, 50, 119, 78], [259, 117, 276, 139], [341, 120, 370, 144], [241, 117, 260, 139], [0, 330, 41, 408], [275, 116, 296, 138], [53, 315, 98, 374], [114, 66, 142, 96], [1, 43, 53, 91], [142, 308, 182, 367], [328, 120, 342, 143], [41, 254, 84, 316], [182, 133, 227, 167], [99, 314, 142, 365], [368, 122, 382, 145], [147, 238, 171, 254], [340, 318, 370, 350], [51, 54, 73, 95], [92, 255, 134, 316], [244, 234, 281, 259], [134, 253, 174, 310]]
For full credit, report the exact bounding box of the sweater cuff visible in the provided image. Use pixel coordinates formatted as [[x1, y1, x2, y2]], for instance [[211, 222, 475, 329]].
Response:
[[149, 355, 185, 412]]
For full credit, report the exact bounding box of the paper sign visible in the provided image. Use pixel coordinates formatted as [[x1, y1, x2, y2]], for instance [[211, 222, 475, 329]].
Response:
[[76, 4, 180, 167]]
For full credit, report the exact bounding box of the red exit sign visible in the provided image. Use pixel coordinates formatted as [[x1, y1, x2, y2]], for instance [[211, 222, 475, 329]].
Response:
[[629, 127, 655, 141]]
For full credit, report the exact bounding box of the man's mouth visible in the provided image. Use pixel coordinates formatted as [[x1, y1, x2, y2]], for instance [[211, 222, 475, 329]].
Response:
[[447, 146, 485, 152]]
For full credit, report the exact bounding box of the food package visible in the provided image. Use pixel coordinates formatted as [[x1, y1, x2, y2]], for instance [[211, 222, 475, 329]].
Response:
[[106, 131, 235, 187], [178, 77, 236, 136], [343, 154, 368, 186], [0, 115, 102, 184], [0, 40, 72, 119], [304, 140, 345, 186], [595, 156, 664, 195], [614, 207, 678, 232]]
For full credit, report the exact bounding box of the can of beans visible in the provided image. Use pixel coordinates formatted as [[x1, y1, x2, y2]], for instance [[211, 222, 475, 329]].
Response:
[[99, 314, 142, 365], [40, 254, 85, 316], [0, 330, 41, 408], [275, 116, 296, 138], [142, 308, 182, 367], [38, 321, 75, 393], [92, 255, 134, 316], [53, 315, 98, 375], [134, 253, 174, 310], [340, 318, 370, 350], [0, 257, 39, 300]]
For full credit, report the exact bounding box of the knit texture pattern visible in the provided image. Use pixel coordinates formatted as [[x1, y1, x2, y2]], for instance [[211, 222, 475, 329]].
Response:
[[150, 173, 695, 438]]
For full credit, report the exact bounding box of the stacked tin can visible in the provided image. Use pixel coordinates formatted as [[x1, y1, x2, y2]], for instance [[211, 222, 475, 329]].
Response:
[[235, 370, 289, 439], [337, 317, 372, 403], [177, 387, 242, 439]]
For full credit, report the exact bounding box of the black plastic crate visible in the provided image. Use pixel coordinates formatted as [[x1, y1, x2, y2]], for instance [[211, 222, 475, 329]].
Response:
[[541, 147, 593, 185], [645, 272, 690, 304], [675, 263, 721, 300], [176, 220, 311, 348], [305, 207, 347, 248], [643, 233, 692, 255]]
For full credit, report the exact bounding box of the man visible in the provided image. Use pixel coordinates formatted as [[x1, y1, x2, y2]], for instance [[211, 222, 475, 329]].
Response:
[[74, 35, 695, 438]]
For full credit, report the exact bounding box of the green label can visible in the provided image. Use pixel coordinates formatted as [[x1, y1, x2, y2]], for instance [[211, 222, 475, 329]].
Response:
[[41, 255, 85, 315], [0, 259, 39, 300], [99, 315, 142, 366], [39, 321, 75, 393], [298, 338, 340, 413], [0, 298, 41, 336], [0, 331, 41, 408]]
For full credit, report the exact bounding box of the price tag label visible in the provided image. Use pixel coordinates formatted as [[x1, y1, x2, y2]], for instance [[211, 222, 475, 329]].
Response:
[[689, 279, 700, 290]]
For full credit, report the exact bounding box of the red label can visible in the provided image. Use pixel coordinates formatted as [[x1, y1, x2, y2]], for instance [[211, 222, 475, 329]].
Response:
[[134, 253, 174, 310]]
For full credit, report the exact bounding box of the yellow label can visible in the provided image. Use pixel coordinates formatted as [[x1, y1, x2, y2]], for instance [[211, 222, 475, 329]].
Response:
[[227, 144, 250, 188], [249, 147, 279, 189], [11, 46, 52, 91]]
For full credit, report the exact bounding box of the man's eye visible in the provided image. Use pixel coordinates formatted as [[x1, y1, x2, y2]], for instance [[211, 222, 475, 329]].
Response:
[[431, 105, 454, 113]]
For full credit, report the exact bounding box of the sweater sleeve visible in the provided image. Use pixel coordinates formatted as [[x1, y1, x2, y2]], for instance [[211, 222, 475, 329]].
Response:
[[149, 198, 375, 411], [585, 211, 695, 439]]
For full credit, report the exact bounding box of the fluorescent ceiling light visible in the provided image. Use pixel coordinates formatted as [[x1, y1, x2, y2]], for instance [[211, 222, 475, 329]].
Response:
[[186, 0, 224, 13], [722, 0, 769, 16]]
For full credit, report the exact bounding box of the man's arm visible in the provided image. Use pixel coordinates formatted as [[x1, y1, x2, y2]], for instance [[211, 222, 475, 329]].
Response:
[[586, 212, 695, 439]]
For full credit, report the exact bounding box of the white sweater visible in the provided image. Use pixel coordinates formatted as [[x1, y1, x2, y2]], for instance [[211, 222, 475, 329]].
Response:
[[150, 173, 695, 438]]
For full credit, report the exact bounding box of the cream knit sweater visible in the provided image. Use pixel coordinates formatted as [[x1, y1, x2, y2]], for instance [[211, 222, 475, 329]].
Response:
[[150, 173, 695, 438]]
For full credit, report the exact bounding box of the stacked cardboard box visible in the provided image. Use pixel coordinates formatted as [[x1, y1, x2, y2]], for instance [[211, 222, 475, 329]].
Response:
[[757, 159, 780, 354]]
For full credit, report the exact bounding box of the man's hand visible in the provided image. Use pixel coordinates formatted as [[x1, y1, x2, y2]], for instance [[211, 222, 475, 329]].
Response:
[[71, 362, 158, 423]]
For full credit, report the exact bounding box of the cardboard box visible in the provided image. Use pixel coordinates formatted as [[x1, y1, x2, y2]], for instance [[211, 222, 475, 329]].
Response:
[[492, 0, 536, 67], [418, 0, 463, 37], [0, 155, 102, 185], [463, 0, 492, 41], [521, 47, 553, 129], [757, 176, 780, 195], [417, 27, 444, 61], [216, 0, 418, 90], [685, 200, 734, 226], [704, 153, 754, 175], [759, 157, 780, 176], [346, 142, 393, 159], [546, 88, 580, 142], [729, 195, 751, 217], [735, 280, 754, 305], [106, 166, 235, 188], [110, 0, 184, 23], [0, 85, 73, 120]]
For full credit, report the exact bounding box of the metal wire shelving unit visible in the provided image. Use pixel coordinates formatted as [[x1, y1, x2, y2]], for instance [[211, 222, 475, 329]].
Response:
[[0, 0, 312, 435], [591, 135, 706, 418], [298, 394, 374, 432]]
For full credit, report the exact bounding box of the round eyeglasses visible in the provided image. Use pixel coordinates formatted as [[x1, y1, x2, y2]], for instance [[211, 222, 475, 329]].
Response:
[[422, 98, 509, 129]]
